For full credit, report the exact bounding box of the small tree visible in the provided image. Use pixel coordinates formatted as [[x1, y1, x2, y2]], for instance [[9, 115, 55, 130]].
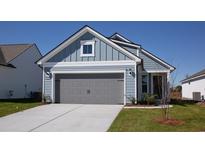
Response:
[[161, 94, 170, 120]]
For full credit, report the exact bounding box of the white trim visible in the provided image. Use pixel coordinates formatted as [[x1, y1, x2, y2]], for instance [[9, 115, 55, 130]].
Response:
[[134, 63, 137, 100], [51, 72, 54, 102], [88, 27, 141, 62], [110, 39, 141, 48], [52, 70, 125, 74], [37, 28, 86, 64], [80, 40, 95, 57], [145, 70, 170, 73], [141, 48, 175, 71], [137, 49, 139, 56], [53, 73, 55, 103], [42, 66, 44, 101], [51, 70, 127, 105], [124, 70, 126, 105], [43, 61, 136, 67], [111, 33, 131, 43], [37, 26, 141, 64], [110, 39, 175, 71], [167, 71, 170, 96], [182, 73, 205, 83]]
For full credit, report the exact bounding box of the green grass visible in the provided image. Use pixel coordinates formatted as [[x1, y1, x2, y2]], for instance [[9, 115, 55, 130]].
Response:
[[108, 104, 205, 132], [0, 99, 42, 117]]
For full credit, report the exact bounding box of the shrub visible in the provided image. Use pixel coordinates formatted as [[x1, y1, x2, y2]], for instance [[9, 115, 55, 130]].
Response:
[[143, 93, 156, 105], [127, 96, 137, 105]]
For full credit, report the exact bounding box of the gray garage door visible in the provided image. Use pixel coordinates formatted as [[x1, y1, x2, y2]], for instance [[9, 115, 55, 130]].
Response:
[[55, 73, 124, 104]]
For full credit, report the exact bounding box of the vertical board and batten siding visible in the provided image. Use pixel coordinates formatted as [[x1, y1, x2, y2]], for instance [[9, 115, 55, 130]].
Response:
[[43, 65, 136, 103], [48, 32, 132, 62]]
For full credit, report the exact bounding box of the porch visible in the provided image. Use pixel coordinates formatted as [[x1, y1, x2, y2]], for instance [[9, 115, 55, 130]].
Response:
[[138, 71, 170, 101]]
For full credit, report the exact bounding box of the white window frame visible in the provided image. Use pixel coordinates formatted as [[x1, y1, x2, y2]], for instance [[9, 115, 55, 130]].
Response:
[[80, 40, 95, 57]]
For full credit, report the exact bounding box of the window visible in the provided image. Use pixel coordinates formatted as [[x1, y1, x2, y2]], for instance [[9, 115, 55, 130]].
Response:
[[142, 75, 148, 93], [80, 40, 95, 57]]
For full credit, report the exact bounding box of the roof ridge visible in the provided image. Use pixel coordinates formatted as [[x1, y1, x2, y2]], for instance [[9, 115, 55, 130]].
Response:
[[0, 43, 33, 46], [37, 25, 142, 64], [182, 68, 205, 81], [7, 44, 33, 63], [109, 38, 141, 47], [110, 32, 133, 43]]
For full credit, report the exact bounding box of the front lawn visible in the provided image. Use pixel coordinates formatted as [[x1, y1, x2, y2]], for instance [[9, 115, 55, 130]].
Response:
[[0, 99, 42, 117], [108, 103, 205, 132]]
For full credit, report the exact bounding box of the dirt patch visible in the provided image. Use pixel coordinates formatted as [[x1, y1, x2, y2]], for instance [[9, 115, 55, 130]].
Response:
[[197, 102, 205, 107], [154, 118, 185, 126]]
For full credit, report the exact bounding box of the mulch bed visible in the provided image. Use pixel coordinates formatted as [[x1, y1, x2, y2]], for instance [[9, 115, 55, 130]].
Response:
[[125, 104, 157, 107], [197, 102, 205, 107], [154, 118, 185, 126]]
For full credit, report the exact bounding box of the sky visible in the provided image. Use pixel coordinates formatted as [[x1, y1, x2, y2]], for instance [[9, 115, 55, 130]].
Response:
[[0, 21, 205, 85]]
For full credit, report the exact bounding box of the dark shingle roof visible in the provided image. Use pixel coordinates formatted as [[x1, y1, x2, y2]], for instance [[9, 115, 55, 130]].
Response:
[[0, 44, 32, 67], [181, 69, 205, 83]]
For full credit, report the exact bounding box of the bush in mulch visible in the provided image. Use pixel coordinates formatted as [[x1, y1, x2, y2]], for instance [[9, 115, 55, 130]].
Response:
[[154, 118, 185, 126]]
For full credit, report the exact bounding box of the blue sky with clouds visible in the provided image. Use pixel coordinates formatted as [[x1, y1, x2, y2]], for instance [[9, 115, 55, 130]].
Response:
[[0, 21, 205, 85]]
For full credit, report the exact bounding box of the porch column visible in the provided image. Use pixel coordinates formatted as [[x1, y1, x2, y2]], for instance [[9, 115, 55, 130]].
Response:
[[167, 71, 171, 99], [42, 66, 45, 102], [135, 63, 137, 101]]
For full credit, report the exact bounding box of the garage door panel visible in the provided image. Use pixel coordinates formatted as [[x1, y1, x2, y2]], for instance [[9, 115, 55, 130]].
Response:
[[56, 73, 124, 104]]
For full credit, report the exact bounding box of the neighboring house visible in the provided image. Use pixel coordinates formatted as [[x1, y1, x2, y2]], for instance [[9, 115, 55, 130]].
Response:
[[0, 44, 42, 99], [37, 26, 175, 105], [181, 69, 205, 101]]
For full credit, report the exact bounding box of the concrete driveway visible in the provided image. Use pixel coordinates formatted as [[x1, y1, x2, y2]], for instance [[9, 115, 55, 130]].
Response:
[[0, 104, 123, 132]]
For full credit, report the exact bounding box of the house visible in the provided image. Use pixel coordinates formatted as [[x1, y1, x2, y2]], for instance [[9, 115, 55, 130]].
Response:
[[0, 44, 42, 99], [37, 26, 175, 105], [181, 69, 205, 101]]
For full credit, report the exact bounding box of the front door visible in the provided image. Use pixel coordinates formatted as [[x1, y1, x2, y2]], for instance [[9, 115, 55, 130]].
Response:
[[153, 76, 162, 99]]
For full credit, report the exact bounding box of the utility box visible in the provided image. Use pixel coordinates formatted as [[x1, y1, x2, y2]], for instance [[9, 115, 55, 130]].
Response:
[[193, 92, 201, 101]]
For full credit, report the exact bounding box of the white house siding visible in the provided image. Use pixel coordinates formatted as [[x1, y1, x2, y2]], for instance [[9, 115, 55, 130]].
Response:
[[0, 45, 42, 99], [182, 77, 205, 100]]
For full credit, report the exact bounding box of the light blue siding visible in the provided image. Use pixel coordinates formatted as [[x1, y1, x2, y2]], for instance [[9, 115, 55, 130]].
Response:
[[124, 46, 138, 56], [121, 45, 169, 71], [100, 41, 106, 61], [139, 51, 168, 71], [43, 65, 136, 103], [107, 45, 112, 61], [48, 32, 131, 62], [112, 49, 119, 60], [44, 67, 52, 97]]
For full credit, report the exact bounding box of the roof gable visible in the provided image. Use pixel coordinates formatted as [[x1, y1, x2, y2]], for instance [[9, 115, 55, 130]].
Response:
[[110, 37, 175, 71], [181, 69, 205, 83], [141, 48, 175, 71], [37, 26, 141, 64], [48, 32, 132, 62], [0, 44, 32, 66]]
